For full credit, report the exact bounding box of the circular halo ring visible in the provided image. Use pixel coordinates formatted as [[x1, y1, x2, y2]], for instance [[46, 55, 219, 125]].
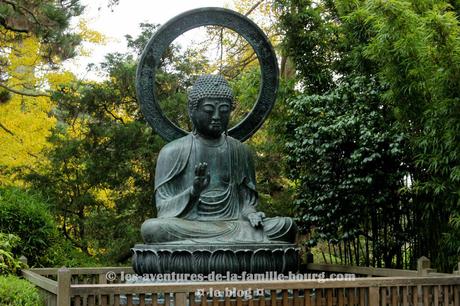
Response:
[[136, 7, 279, 142]]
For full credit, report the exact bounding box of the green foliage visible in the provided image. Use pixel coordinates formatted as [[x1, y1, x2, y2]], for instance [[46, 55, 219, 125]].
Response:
[[228, 66, 260, 127], [0, 275, 44, 306], [228, 63, 298, 218], [438, 214, 460, 271], [286, 76, 410, 267], [40, 238, 100, 268], [278, 0, 460, 270], [354, 0, 460, 271], [276, 0, 341, 94], [0, 233, 26, 275], [27, 112, 159, 261], [0, 89, 11, 104], [0, 187, 58, 266]]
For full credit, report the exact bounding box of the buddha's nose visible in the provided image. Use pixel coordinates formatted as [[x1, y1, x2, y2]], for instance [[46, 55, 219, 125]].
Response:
[[212, 109, 220, 120]]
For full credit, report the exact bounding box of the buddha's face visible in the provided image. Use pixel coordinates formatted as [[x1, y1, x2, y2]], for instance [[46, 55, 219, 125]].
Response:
[[191, 97, 232, 138]]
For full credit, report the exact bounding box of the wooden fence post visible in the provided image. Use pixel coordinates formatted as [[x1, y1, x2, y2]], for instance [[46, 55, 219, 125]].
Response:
[[454, 262, 460, 275], [99, 272, 108, 284], [369, 286, 380, 306], [175, 292, 187, 306], [19, 255, 28, 265], [417, 257, 431, 276], [57, 267, 71, 306]]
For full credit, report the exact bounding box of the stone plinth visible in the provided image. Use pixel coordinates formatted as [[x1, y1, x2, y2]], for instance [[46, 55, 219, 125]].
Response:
[[131, 243, 299, 275]]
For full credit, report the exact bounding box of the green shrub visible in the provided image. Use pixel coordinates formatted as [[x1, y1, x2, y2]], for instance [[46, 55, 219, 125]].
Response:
[[0, 187, 58, 266], [0, 233, 26, 275], [0, 275, 43, 306], [41, 238, 101, 267]]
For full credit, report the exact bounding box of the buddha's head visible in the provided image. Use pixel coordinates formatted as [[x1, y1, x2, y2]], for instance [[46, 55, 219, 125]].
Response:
[[188, 74, 234, 138]]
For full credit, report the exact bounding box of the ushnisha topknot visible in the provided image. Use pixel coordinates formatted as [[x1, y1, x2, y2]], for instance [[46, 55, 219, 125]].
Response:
[[188, 74, 234, 111]]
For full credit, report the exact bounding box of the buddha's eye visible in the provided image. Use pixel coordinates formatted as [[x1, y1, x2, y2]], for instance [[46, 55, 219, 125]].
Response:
[[202, 105, 214, 113], [219, 105, 230, 113]]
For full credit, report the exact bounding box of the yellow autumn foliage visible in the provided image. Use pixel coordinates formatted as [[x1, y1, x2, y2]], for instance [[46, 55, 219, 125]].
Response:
[[78, 20, 107, 44], [0, 23, 104, 185], [0, 36, 53, 185], [77, 20, 107, 57], [7, 38, 42, 87], [46, 71, 76, 90], [0, 95, 56, 181]]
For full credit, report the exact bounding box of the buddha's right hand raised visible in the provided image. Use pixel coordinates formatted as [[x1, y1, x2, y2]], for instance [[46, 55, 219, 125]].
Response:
[[191, 162, 210, 197]]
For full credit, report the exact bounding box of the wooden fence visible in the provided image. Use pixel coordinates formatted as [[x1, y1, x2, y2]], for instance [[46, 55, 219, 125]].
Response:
[[22, 258, 460, 306]]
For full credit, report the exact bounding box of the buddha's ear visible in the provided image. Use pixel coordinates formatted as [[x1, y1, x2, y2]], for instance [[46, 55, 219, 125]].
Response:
[[188, 109, 198, 133]]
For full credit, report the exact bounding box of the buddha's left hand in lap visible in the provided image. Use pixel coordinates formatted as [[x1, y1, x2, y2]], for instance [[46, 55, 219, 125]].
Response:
[[247, 212, 265, 228]]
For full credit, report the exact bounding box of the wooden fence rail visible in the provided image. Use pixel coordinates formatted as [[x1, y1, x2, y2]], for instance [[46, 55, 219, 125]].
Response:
[[68, 277, 460, 306], [22, 259, 460, 306]]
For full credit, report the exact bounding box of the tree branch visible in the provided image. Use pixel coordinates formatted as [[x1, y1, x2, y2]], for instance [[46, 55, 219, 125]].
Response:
[[3, 0, 43, 29], [0, 18, 29, 33], [27, 151, 38, 158], [0, 82, 50, 97], [245, 0, 264, 16], [103, 105, 125, 124], [0, 121, 14, 136]]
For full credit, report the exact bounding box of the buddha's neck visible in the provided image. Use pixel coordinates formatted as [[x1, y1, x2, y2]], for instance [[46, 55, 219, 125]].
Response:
[[194, 133, 225, 147]]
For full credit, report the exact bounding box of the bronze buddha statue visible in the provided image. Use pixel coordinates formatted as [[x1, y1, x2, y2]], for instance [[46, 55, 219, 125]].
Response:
[[140, 74, 297, 245]]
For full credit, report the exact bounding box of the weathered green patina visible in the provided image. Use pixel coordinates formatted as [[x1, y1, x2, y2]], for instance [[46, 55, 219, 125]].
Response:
[[140, 75, 296, 245]]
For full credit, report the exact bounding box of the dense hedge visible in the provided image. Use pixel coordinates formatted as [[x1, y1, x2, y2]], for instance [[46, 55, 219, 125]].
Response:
[[0, 275, 44, 306], [0, 187, 58, 265], [0, 233, 26, 275]]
